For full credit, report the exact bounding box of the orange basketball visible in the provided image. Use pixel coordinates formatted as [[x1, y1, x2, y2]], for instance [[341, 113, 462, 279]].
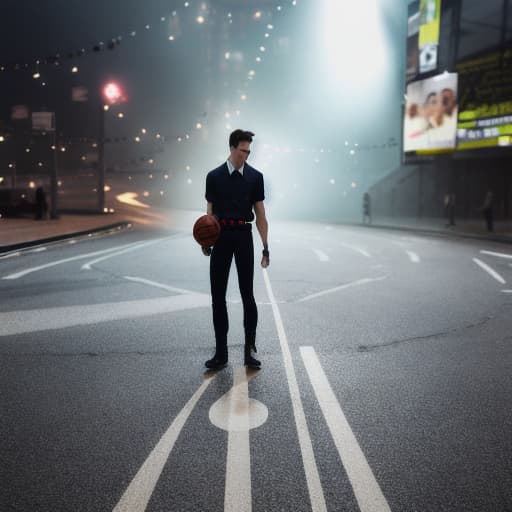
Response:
[[193, 214, 221, 247]]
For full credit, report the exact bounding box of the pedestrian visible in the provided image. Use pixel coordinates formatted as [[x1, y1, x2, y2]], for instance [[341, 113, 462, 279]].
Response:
[[203, 129, 269, 370], [34, 185, 48, 220], [362, 192, 371, 224], [480, 190, 494, 232], [444, 192, 455, 226]]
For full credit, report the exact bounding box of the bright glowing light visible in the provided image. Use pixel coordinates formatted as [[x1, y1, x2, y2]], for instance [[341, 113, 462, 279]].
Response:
[[351, 182, 357, 188], [143, 191, 150, 197], [0, 177, 4, 184], [104, 185, 111, 192], [141, 128, 146, 134], [29, 181, 36, 188], [225, 52, 231, 60], [116, 192, 150, 209], [259, 46, 266, 52], [253, 11, 262, 19], [267, 24, 273, 30], [169, 35, 175, 41], [33, 72, 40, 79], [164, 174, 169, 179], [0, 136, 4, 142], [148, 159, 154, 164], [241, 94, 247, 101], [323, 0, 389, 93], [135, 136, 140, 142], [37, 162, 43, 167], [156, 133, 161, 139], [329, 178, 336, 185], [350, 149, 355, 155], [196, 16, 205, 24], [256, 56, 262, 62], [185, 165, 191, 171], [196, 122, 202, 129], [117, 113, 124, 119], [225, 112, 231, 118], [103, 105, 109, 111], [248, 70, 255, 77], [71, 66, 78, 73], [103, 82, 122, 103], [177, 137, 183, 142], [187, 178, 192, 185], [60, 147, 66, 152], [25, 148, 30, 153]]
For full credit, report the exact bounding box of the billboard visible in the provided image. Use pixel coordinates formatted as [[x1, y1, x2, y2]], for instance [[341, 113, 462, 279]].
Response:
[[406, 0, 441, 83], [403, 72, 458, 153], [456, 45, 512, 150]]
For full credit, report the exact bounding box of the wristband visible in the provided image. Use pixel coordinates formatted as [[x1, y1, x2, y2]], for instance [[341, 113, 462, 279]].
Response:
[[262, 249, 269, 257]]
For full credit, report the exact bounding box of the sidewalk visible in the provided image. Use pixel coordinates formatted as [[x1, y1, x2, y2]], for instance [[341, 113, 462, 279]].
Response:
[[0, 212, 131, 253]]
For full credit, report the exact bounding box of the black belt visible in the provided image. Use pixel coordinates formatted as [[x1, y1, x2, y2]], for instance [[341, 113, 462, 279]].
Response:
[[219, 218, 251, 230]]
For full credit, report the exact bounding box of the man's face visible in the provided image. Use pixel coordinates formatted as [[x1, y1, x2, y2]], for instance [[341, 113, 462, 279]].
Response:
[[230, 141, 251, 169]]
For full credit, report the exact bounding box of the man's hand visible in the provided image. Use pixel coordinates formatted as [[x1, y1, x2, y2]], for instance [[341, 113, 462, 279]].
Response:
[[261, 248, 269, 268], [202, 246, 212, 256]]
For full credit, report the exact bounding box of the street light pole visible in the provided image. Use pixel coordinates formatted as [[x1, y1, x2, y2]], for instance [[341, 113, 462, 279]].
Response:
[[98, 104, 106, 213]]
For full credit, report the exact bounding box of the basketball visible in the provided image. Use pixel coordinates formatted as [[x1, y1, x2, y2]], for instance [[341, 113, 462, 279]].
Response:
[[193, 214, 221, 247]]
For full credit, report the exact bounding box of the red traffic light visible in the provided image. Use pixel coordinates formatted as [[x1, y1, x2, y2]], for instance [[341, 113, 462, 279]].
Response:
[[102, 82, 123, 104]]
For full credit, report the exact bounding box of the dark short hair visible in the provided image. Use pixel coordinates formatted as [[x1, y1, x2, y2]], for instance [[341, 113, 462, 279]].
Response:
[[229, 129, 255, 148]]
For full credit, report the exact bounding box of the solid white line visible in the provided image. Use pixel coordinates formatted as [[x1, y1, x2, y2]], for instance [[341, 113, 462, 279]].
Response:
[[81, 239, 164, 270], [112, 375, 215, 512], [262, 269, 327, 512], [473, 258, 506, 284], [225, 367, 252, 512], [124, 276, 206, 296], [501, 289, 512, 293], [300, 346, 391, 512], [406, 250, 420, 263], [298, 276, 387, 303], [480, 250, 512, 260], [1, 241, 144, 279], [313, 249, 329, 262]]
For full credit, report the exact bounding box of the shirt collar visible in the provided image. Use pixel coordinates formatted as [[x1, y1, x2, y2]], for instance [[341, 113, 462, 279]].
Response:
[[227, 159, 244, 176]]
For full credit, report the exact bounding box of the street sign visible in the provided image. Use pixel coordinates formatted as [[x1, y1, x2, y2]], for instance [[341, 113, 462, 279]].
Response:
[[32, 112, 55, 131]]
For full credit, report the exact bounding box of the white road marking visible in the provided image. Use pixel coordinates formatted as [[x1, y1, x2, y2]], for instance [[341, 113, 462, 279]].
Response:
[[339, 243, 371, 258], [0, 294, 210, 337], [298, 276, 387, 303], [209, 367, 268, 512], [313, 249, 329, 262], [262, 269, 327, 512], [0, 251, 21, 260], [501, 289, 512, 293], [2, 240, 145, 279], [300, 346, 391, 512], [112, 375, 215, 512], [82, 239, 164, 270], [30, 247, 47, 253], [406, 250, 420, 263], [480, 250, 512, 260], [124, 276, 206, 296], [472, 258, 506, 284]]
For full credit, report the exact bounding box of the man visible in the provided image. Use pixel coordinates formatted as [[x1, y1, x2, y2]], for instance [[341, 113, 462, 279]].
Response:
[[203, 129, 269, 370]]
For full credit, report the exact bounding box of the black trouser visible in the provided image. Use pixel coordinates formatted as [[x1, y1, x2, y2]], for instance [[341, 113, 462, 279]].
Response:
[[210, 226, 257, 355]]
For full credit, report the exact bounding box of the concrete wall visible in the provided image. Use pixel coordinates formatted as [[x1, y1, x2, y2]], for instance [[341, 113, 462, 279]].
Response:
[[367, 154, 512, 222]]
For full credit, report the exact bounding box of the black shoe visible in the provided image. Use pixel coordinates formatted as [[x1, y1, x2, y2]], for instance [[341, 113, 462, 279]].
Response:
[[244, 353, 261, 369], [205, 355, 228, 370]]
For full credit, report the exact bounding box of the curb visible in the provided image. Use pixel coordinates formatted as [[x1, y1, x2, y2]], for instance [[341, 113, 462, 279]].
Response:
[[0, 221, 133, 255]]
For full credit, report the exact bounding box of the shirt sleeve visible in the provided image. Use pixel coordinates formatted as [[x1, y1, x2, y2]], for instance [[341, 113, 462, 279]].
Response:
[[253, 173, 265, 202], [205, 172, 215, 202]]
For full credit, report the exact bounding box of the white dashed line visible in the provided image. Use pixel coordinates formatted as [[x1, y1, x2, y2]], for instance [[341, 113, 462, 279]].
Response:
[[313, 249, 329, 262], [300, 346, 391, 512], [472, 258, 506, 284], [406, 250, 420, 263], [480, 250, 512, 260]]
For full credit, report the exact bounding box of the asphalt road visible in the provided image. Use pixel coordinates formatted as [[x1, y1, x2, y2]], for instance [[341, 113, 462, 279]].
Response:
[[1, 219, 511, 512]]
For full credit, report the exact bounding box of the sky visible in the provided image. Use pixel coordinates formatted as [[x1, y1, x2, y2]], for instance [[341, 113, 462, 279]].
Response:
[[0, 0, 406, 219]]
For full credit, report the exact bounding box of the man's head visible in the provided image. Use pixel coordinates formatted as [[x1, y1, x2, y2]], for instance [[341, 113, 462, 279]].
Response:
[[441, 88, 457, 116], [229, 129, 254, 169]]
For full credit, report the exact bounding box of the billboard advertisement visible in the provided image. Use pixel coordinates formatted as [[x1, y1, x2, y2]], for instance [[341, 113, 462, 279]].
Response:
[[406, 0, 441, 84], [403, 72, 458, 153], [456, 45, 512, 150]]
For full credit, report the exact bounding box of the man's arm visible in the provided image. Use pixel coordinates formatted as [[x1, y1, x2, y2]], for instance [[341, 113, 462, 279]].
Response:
[[254, 201, 269, 268], [201, 202, 214, 256]]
